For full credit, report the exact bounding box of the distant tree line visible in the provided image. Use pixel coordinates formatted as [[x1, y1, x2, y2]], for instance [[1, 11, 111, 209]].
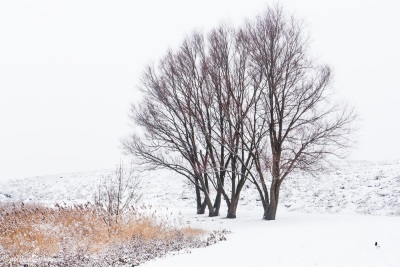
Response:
[[123, 5, 355, 220]]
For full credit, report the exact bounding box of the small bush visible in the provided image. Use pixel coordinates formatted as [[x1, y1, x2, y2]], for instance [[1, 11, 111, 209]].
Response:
[[94, 161, 142, 226]]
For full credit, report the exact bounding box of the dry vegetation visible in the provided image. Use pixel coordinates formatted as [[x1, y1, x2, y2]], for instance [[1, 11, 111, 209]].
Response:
[[0, 202, 227, 266]]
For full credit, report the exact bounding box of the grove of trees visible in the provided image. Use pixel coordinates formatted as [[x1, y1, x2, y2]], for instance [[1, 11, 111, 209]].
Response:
[[123, 5, 355, 220]]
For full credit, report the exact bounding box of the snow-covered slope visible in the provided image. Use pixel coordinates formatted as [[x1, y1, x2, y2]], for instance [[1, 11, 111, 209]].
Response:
[[1, 160, 400, 267], [279, 160, 400, 216], [1, 160, 399, 217]]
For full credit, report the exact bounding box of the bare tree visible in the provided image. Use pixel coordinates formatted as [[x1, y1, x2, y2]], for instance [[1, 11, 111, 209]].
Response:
[[244, 5, 356, 220], [94, 161, 141, 225], [123, 4, 355, 220], [122, 34, 219, 216]]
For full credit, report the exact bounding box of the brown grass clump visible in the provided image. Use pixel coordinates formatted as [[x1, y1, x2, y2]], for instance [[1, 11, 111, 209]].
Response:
[[0, 202, 205, 260]]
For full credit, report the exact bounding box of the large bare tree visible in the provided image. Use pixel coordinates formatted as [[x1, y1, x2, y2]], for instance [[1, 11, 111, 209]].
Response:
[[123, 5, 355, 220], [244, 5, 356, 220]]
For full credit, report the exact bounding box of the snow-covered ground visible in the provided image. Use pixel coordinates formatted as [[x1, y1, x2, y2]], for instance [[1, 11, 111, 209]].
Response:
[[1, 160, 400, 266], [145, 211, 400, 267]]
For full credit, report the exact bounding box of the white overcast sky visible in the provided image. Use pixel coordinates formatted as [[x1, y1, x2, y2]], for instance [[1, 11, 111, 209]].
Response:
[[0, 0, 399, 182]]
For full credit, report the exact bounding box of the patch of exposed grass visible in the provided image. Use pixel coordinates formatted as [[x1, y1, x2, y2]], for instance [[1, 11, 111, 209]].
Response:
[[0, 202, 221, 266]]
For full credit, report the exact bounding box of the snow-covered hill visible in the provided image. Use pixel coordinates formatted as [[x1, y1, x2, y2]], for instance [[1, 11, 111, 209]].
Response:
[[1, 160, 399, 217], [1, 160, 400, 266]]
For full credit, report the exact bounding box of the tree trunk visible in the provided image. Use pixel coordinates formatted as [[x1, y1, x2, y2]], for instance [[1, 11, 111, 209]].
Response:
[[199, 198, 207, 214], [195, 173, 217, 217], [208, 205, 217, 217], [263, 180, 280, 220], [195, 179, 203, 214], [263, 199, 278, 220], [197, 202, 205, 214], [226, 197, 238, 218], [204, 192, 217, 217], [213, 190, 222, 216]]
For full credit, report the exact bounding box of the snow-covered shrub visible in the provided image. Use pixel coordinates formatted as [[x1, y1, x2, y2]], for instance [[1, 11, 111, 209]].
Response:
[[94, 161, 142, 226]]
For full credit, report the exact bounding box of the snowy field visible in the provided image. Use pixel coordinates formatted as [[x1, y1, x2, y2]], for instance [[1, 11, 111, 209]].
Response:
[[145, 211, 400, 267], [1, 160, 400, 266]]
